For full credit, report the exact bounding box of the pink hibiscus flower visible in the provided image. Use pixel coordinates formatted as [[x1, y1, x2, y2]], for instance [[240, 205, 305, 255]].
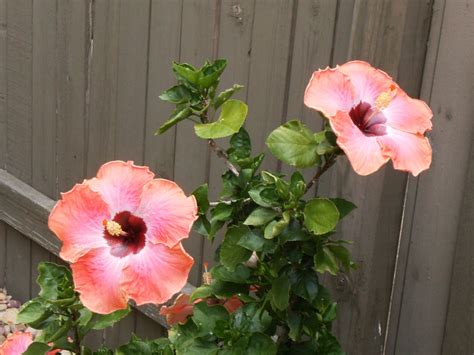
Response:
[[49, 161, 198, 314], [304, 60, 432, 176], [0, 332, 60, 355]]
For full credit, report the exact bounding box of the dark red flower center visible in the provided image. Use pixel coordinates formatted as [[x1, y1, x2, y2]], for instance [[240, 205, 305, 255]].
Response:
[[104, 211, 146, 257], [349, 101, 387, 137]]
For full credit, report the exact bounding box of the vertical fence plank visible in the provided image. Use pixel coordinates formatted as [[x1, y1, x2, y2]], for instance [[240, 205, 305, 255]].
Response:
[[442, 141, 474, 354], [32, 0, 56, 199], [0, 222, 6, 287], [0, 0, 6, 168], [393, 1, 474, 353], [113, 0, 150, 164], [86, 0, 120, 176], [244, 0, 294, 171], [174, 0, 217, 285], [143, 0, 183, 179], [5, 227, 31, 302], [6, 0, 32, 182], [56, 0, 89, 195], [30, 0, 57, 298]]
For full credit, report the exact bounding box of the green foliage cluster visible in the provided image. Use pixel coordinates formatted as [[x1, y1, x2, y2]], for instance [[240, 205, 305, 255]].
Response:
[[17, 262, 130, 354], [153, 60, 357, 354], [18, 59, 356, 354]]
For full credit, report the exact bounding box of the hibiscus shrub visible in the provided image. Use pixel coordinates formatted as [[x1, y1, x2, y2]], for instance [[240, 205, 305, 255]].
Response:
[[13, 59, 432, 355]]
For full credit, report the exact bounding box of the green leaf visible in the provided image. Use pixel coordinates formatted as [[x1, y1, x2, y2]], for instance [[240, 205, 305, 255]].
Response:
[[280, 221, 311, 242], [220, 226, 253, 271], [303, 198, 339, 235], [210, 202, 233, 222], [288, 311, 302, 341], [248, 186, 280, 208], [270, 275, 290, 311], [190, 286, 213, 302], [17, 300, 50, 325], [314, 247, 339, 276], [247, 333, 277, 355], [212, 264, 251, 284], [330, 198, 357, 219], [290, 171, 306, 198], [213, 84, 244, 109], [195, 99, 248, 139], [156, 106, 192, 135], [290, 270, 319, 303], [323, 302, 338, 322], [228, 127, 251, 160], [192, 184, 209, 214], [91, 307, 131, 330], [266, 120, 321, 168], [37, 262, 74, 300], [23, 342, 53, 355], [192, 301, 229, 332], [159, 85, 192, 104], [198, 59, 227, 88], [327, 244, 352, 271], [237, 230, 267, 251], [172, 62, 199, 85], [36, 319, 72, 343], [264, 211, 290, 239], [244, 207, 279, 226]]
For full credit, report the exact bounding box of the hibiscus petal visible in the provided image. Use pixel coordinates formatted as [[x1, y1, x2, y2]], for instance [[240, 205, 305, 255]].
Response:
[[377, 128, 432, 176], [71, 247, 128, 314], [330, 111, 389, 175], [86, 161, 154, 214], [122, 242, 193, 305], [159, 293, 194, 325], [383, 89, 433, 134], [48, 184, 110, 263], [338, 60, 393, 106], [304, 67, 355, 117], [0, 332, 33, 355], [135, 179, 198, 246]]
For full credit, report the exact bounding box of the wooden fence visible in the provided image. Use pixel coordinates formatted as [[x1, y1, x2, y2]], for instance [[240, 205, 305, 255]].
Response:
[[0, 0, 473, 353]]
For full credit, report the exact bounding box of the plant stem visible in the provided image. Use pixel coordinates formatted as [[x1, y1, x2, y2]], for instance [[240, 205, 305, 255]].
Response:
[[207, 139, 240, 176], [70, 310, 82, 353], [305, 156, 337, 193], [199, 110, 240, 177]]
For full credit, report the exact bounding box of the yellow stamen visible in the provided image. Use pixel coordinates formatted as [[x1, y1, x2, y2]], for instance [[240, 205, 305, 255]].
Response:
[[375, 85, 397, 111], [103, 219, 123, 237]]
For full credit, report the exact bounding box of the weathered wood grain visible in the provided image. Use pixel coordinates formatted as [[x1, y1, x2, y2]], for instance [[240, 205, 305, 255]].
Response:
[[244, 0, 294, 171], [393, 1, 474, 353], [0, 0, 6, 169], [0, 222, 6, 288], [113, 0, 150, 164], [144, 0, 183, 179], [5, 226, 31, 302], [56, 0, 89, 195], [5, 0, 33, 182], [86, 0, 120, 176], [442, 134, 474, 354]]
